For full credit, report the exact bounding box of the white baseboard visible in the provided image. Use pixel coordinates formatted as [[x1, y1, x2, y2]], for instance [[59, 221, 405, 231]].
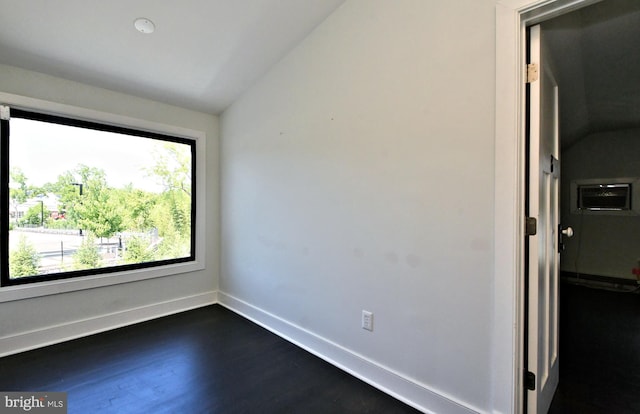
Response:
[[0, 291, 217, 358], [2, 290, 483, 413], [218, 291, 482, 414]]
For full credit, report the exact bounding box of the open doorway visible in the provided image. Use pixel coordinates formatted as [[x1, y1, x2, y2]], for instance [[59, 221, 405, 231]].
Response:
[[538, 1, 640, 411], [493, 1, 640, 411]]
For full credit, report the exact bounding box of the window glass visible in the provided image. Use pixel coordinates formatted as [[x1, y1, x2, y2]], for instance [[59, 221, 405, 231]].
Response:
[[4, 110, 195, 285]]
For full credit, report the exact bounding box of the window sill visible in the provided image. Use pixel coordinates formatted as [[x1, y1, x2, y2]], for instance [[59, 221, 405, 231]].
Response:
[[0, 260, 204, 303]]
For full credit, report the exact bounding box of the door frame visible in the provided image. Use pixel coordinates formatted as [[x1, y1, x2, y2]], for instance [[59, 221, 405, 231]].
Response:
[[494, 0, 603, 412]]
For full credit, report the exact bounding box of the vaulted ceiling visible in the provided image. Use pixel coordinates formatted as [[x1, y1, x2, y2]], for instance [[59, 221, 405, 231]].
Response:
[[0, 0, 636, 140], [544, 0, 640, 148], [0, 0, 345, 114]]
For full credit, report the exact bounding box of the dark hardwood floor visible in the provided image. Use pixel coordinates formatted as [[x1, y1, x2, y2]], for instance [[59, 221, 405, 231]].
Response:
[[549, 282, 640, 413], [0, 305, 421, 414]]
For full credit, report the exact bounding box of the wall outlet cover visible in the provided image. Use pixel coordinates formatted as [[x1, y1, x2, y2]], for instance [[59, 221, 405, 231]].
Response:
[[362, 310, 373, 331]]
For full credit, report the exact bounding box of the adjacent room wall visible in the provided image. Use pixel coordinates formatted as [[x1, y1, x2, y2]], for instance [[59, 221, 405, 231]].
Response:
[[221, 1, 496, 412], [561, 128, 640, 280], [543, 11, 591, 146], [0, 64, 219, 353]]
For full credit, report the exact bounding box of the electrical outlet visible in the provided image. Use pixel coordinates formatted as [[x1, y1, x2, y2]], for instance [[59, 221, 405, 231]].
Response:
[[362, 310, 373, 331]]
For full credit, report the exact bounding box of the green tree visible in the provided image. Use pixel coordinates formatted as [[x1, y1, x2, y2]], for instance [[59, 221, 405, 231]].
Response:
[[142, 143, 193, 260], [111, 186, 156, 232], [46, 172, 83, 230], [21, 203, 50, 226], [147, 142, 192, 196], [50, 165, 105, 231], [73, 233, 101, 270], [155, 231, 190, 260], [76, 189, 123, 240], [9, 167, 29, 221], [149, 192, 190, 236], [123, 236, 154, 264], [147, 191, 191, 259], [9, 235, 40, 277], [55, 165, 124, 240]]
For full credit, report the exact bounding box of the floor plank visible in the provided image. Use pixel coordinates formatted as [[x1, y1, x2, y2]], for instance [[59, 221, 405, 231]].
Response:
[[549, 282, 640, 413], [0, 305, 421, 413]]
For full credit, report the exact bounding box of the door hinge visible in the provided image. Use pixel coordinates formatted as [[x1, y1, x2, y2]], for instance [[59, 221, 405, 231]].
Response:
[[526, 63, 539, 83], [525, 217, 537, 236], [525, 371, 536, 391], [0, 105, 9, 121]]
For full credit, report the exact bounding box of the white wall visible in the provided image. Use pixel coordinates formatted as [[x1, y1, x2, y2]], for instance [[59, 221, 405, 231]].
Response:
[[221, 1, 496, 412], [0, 64, 219, 353], [561, 128, 640, 280]]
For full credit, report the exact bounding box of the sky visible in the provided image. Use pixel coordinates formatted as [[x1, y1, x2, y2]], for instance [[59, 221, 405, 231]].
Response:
[[9, 117, 185, 193]]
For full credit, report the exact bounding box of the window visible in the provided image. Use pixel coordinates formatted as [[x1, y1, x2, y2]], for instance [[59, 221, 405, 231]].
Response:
[[578, 183, 631, 211], [1, 107, 196, 286]]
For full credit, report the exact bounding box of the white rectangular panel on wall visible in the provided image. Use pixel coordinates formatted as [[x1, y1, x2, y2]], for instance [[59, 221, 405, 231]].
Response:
[[570, 177, 640, 215]]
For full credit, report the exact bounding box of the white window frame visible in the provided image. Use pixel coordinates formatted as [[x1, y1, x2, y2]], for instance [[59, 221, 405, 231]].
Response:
[[0, 92, 206, 303]]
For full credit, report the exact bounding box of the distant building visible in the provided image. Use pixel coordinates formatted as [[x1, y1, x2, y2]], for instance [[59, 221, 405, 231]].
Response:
[[10, 193, 60, 222]]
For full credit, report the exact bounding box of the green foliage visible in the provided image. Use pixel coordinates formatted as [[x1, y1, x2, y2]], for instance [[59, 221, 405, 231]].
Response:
[[76, 190, 123, 239], [155, 231, 190, 260], [73, 233, 101, 270], [10, 167, 30, 221], [60, 165, 124, 239], [123, 236, 154, 264], [9, 235, 40, 278], [146, 142, 192, 196], [111, 186, 156, 232], [149, 191, 191, 238], [9, 167, 28, 202], [9, 144, 194, 274], [45, 218, 75, 230], [21, 203, 50, 226], [140, 143, 193, 251], [170, 193, 190, 236], [51, 165, 107, 231]]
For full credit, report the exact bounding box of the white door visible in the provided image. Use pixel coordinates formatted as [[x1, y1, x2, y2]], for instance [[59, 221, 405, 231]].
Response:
[[527, 24, 561, 414]]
